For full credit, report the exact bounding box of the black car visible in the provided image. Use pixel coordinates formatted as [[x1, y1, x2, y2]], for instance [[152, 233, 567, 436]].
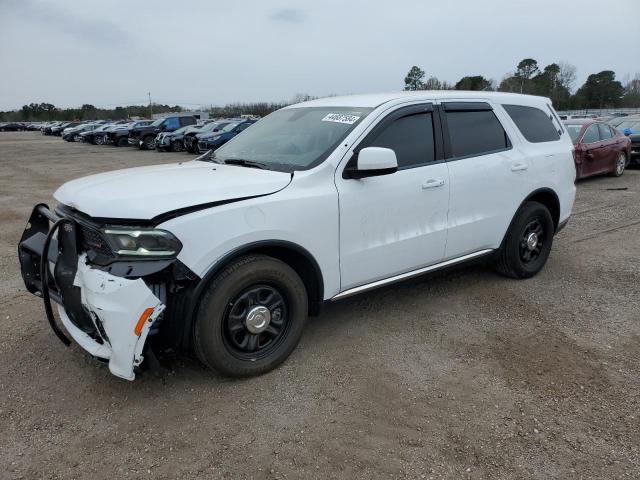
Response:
[[197, 120, 255, 153], [129, 116, 197, 150], [79, 123, 115, 144], [0, 122, 26, 131], [51, 122, 82, 136], [630, 133, 640, 165], [42, 122, 61, 135], [155, 125, 194, 152], [183, 121, 231, 153], [62, 123, 101, 142], [106, 120, 153, 147]]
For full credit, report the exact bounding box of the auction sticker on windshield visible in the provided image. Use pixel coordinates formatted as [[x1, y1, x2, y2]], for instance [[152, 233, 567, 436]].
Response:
[[321, 113, 361, 124]]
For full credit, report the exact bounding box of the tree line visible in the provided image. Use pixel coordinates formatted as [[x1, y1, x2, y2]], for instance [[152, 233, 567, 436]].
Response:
[[403, 59, 640, 110], [0, 103, 185, 122], [0, 98, 303, 122]]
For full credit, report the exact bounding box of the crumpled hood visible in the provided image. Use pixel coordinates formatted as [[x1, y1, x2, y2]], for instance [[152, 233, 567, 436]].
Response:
[[54, 160, 292, 220]]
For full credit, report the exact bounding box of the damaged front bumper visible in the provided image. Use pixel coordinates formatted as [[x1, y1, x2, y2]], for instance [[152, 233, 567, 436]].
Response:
[[18, 204, 167, 381]]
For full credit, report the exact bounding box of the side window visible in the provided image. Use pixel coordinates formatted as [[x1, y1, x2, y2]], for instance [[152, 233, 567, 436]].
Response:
[[502, 104, 560, 143], [237, 123, 251, 132], [582, 125, 599, 144], [164, 117, 180, 130], [598, 123, 613, 140], [366, 113, 435, 168], [181, 117, 196, 127], [445, 109, 510, 158]]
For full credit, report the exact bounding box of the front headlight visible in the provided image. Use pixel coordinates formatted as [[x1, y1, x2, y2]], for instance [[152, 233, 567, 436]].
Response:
[[103, 228, 182, 257]]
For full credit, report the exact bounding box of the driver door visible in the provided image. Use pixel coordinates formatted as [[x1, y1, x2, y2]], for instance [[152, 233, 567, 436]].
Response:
[[335, 104, 450, 290]]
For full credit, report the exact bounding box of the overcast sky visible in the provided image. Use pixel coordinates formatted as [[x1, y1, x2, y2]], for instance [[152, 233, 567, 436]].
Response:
[[0, 0, 638, 110]]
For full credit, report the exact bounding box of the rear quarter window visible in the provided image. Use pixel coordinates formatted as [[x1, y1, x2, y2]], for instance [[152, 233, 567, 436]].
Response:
[[503, 104, 561, 143]]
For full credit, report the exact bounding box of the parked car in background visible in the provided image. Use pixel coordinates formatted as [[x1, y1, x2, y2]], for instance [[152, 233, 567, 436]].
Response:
[[608, 115, 639, 129], [79, 123, 114, 144], [155, 125, 192, 152], [62, 123, 101, 142], [105, 123, 135, 146], [129, 116, 197, 150], [105, 120, 153, 147], [0, 122, 26, 131], [197, 120, 256, 153], [52, 122, 82, 136], [184, 120, 231, 153], [41, 122, 61, 135], [564, 119, 631, 179], [17, 91, 576, 380], [629, 133, 640, 165], [615, 118, 640, 137]]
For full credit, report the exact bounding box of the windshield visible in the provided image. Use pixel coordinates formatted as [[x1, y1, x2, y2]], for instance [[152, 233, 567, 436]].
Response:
[[617, 121, 640, 131], [202, 121, 228, 132], [565, 124, 583, 143], [210, 107, 372, 171], [150, 118, 164, 127]]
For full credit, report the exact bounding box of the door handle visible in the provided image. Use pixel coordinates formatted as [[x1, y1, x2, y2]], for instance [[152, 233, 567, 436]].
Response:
[[510, 163, 529, 172], [422, 178, 445, 189]]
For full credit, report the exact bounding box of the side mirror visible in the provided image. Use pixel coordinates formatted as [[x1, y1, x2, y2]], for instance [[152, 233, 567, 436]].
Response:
[[344, 147, 398, 179]]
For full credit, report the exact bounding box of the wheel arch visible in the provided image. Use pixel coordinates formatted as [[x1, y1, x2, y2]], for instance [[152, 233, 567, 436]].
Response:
[[185, 240, 325, 330], [523, 188, 561, 231], [499, 187, 561, 249]]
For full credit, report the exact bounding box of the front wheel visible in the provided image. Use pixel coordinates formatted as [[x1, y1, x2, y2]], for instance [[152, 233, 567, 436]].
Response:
[[94, 135, 104, 145], [172, 140, 184, 152], [117, 136, 128, 147], [495, 201, 554, 279], [610, 152, 626, 177], [141, 136, 155, 150], [194, 255, 308, 377]]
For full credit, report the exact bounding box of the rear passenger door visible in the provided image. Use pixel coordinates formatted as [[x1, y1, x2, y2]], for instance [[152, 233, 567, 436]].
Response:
[[580, 124, 605, 177], [597, 123, 617, 173], [441, 101, 528, 258]]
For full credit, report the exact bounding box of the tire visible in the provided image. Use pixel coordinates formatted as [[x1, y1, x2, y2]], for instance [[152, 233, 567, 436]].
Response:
[[94, 135, 104, 145], [495, 201, 554, 279], [194, 255, 308, 377], [141, 135, 155, 150], [74, 134, 82, 142], [185, 137, 195, 153], [172, 140, 184, 152], [117, 136, 128, 147], [610, 152, 626, 177]]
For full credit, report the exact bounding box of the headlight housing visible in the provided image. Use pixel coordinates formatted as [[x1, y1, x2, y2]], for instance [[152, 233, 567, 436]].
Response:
[[103, 228, 182, 257]]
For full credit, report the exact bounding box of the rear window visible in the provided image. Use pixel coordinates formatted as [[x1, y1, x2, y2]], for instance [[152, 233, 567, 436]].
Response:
[[445, 110, 510, 158], [565, 124, 583, 143], [503, 104, 560, 143]]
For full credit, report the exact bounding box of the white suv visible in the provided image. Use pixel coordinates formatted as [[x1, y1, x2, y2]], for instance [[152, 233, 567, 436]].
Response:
[[18, 91, 576, 380]]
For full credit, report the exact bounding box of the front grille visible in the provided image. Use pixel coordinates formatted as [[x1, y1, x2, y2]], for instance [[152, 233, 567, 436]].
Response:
[[78, 225, 115, 261]]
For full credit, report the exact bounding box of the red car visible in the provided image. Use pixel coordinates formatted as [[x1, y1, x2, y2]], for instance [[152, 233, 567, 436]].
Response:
[[563, 120, 631, 179]]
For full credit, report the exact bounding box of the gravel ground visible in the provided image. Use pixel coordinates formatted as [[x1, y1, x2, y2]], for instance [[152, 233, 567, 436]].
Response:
[[1, 132, 639, 479]]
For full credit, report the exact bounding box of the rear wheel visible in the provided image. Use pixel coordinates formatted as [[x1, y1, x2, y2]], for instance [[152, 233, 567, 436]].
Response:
[[194, 255, 308, 377], [117, 136, 128, 147], [610, 152, 626, 177], [495, 201, 554, 279], [94, 135, 104, 145]]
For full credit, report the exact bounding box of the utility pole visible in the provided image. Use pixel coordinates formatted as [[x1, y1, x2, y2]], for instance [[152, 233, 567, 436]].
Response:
[[148, 92, 153, 119]]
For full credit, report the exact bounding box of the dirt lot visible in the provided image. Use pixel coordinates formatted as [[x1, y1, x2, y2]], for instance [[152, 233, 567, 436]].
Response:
[[0, 132, 639, 479]]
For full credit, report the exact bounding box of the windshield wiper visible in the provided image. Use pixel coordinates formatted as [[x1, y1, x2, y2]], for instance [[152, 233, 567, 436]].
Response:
[[222, 158, 270, 170]]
